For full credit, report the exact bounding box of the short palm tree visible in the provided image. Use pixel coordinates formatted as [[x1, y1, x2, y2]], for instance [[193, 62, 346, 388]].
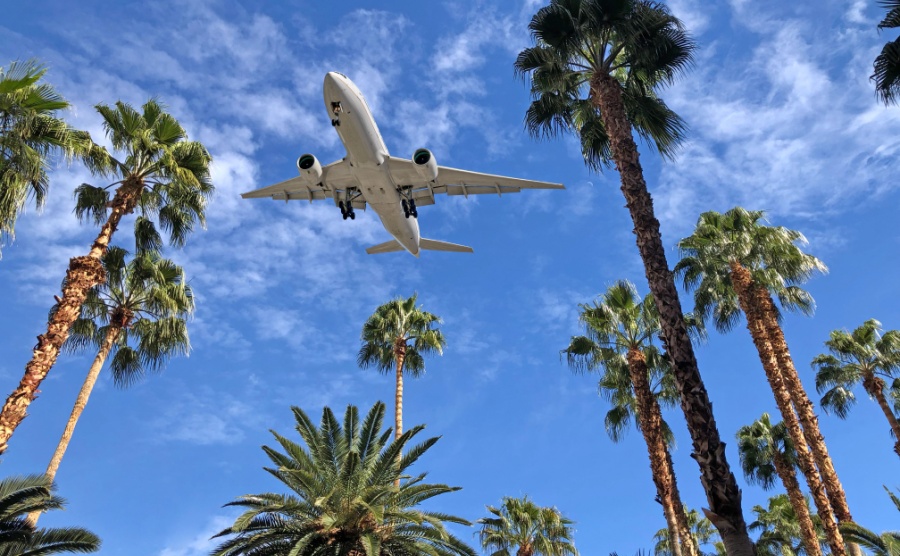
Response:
[[212, 402, 475, 556], [813, 319, 900, 458], [0, 59, 95, 254], [28, 246, 192, 525], [653, 508, 725, 556], [516, 4, 751, 550], [751, 495, 823, 556], [839, 525, 900, 556], [676, 207, 852, 556], [0, 99, 211, 454], [736, 414, 822, 556], [358, 294, 444, 440], [477, 496, 577, 556], [873, 1, 900, 105], [563, 281, 695, 556], [0, 474, 99, 555]]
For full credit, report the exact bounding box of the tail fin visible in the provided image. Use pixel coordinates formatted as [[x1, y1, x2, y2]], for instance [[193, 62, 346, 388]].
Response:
[[420, 238, 473, 253], [366, 239, 405, 254]]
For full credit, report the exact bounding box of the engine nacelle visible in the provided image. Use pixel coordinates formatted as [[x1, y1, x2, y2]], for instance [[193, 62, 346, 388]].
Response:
[[412, 148, 438, 182], [296, 153, 323, 183]]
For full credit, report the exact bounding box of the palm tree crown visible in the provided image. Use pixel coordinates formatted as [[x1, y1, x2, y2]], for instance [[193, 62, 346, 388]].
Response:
[[653, 508, 724, 556], [751, 495, 823, 556], [212, 402, 475, 556], [477, 496, 577, 556], [735, 413, 797, 491], [0, 475, 99, 555]]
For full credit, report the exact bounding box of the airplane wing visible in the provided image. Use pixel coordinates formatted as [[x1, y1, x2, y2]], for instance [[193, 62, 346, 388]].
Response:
[[241, 160, 366, 209], [387, 156, 563, 207]]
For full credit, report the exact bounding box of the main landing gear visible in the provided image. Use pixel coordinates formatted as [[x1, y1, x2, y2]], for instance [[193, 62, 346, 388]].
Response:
[[339, 201, 355, 220], [401, 198, 418, 219]]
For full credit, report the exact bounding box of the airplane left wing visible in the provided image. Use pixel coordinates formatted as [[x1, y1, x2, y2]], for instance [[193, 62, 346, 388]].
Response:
[[241, 159, 366, 208], [387, 156, 563, 207]]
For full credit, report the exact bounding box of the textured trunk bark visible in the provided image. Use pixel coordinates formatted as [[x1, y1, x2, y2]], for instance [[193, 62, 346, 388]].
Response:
[[626, 349, 686, 556], [517, 543, 533, 556], [862, 373, 900, 459], [393, 338, 406, 487], [0, 177, 141, 454], [27, 325, 121, 526], [665, 449, 699, 556], [591, 73, 753, 556], [753, 287, 858, 548], [772, 451, 822, 556], [729, 263, 845, 556]]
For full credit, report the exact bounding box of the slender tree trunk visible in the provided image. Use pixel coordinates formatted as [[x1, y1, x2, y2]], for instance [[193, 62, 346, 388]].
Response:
[[591, 73, 754, 556], [753, 286, 859, 554], [27, 325, 121, 526], [862, 373, 900, 458], [626, 349, 687, 556], [0, 177, 142, 454], [665, 449, 699, 556], [517, 544, 533, 556], [393, 338, 406, 487], [771, 451, 822, 556], [729, 263, 845, 556]]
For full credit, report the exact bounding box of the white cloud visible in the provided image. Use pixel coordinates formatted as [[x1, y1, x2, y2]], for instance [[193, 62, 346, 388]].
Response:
[[158, 515, 233, 556]]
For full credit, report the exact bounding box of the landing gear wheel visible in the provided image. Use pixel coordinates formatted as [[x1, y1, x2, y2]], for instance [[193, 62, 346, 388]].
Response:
[[409, 199, 418, 218], [401, 199, 410, 218], [349, 211, 356, 220], [331, 119, 340, 127], [339, 201, 348, 219]]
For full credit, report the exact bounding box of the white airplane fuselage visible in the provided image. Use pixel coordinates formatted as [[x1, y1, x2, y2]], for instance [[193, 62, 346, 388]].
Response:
[[323, 72, 422, 255]]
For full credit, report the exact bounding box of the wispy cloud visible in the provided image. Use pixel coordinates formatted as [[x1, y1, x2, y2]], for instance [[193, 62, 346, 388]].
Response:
[[158, 515, 233, 556]]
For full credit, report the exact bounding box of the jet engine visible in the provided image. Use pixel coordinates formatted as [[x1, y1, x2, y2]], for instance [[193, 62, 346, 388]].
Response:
[[412, 148, 438, 182], [296, 154, 323, 183]]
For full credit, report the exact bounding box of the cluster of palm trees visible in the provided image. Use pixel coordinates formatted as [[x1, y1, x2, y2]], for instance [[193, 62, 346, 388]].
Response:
[[2, 0, 900, 554]]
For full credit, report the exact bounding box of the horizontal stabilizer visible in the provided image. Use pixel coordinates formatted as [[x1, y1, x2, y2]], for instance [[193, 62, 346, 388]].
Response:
[[420, 238, 473, 253], [366, 239, 405, 254]]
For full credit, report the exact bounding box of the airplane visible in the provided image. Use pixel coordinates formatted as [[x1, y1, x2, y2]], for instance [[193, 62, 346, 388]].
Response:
[[241, 72, 564, 256]]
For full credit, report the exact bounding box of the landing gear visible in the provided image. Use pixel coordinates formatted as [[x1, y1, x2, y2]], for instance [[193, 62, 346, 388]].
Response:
[[339, 201, 355, 220], [401, 198, 418, 219], [331, 119, 340, 127]]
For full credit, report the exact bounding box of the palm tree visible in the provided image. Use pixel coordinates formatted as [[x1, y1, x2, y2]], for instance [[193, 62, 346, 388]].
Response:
[[0, 60, 95, 255], [358, 294, 444, 440], [0, 475, 99, 555], [839, 526, 900, 556], [28, 246, 192, 525], [676, 207, 852, 556], [653, 508, 725, 556], [873, 1, 900, 105], [211, 402, 476, 556], [515, 5, 752, 551], [563, 281, 695, 556], [0, 99, 211, 454], [813, 319, 900, 458], [736, 414, 822, 556], [751, 495, 823, 556], [477, 496, 577, 556]]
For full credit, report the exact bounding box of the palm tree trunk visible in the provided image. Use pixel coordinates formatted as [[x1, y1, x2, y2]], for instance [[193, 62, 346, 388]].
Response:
[[665, 449, 699, 556], [862, 373, 900, 458], [0, 177, 142, 454], [626, 349, 683, 556], [753, 287, 859, 545], [729, 262, 845, 556], [771, 451, 822, 556], [27, 325, 120, 527], [393, 339, 406, 488], [590, 73, 754, 556]]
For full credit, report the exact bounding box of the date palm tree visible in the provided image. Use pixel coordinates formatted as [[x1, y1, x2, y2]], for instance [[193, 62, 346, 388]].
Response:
[[813, 319, 900, 458], [477, 496, 577, 556], [653, 508, 725, 556], [358, 294, 444, 440], [0, 99, 211, 454], [737, 414, 822, 556], [563, 281, 695, 556], [515, 4, 752, 551], [212, 402, 476, 556], [0, 474, 99, 555], [28, 246, 192, 525], [0, 59, 95, 255], [751, 495, 823, 556], [676, 207, 852, 556], [874, 1, 900, 105]]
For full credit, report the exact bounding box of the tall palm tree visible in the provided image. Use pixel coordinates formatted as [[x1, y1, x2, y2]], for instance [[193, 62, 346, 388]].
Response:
[[0, 475, 99, 555], [358, 294, 444, 440], [654, 508, 725, 556], [873, 1, 900, 105], [0, 59, 95, 255], [0, 99, 211, 454], [750, 495, 823, 556], [212, 402, 476, 556], [515, 4, 752, 551], [736, 414, 822, 556], [676, 207, 851, 556], [28, 246, 192, 525], [563, 281, 695, 556], [477, 496, 577, 556], [813, 319, 900, 458]]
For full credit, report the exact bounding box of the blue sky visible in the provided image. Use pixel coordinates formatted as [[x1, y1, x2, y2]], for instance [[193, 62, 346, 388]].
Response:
[[2, 0, 900, 554]]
